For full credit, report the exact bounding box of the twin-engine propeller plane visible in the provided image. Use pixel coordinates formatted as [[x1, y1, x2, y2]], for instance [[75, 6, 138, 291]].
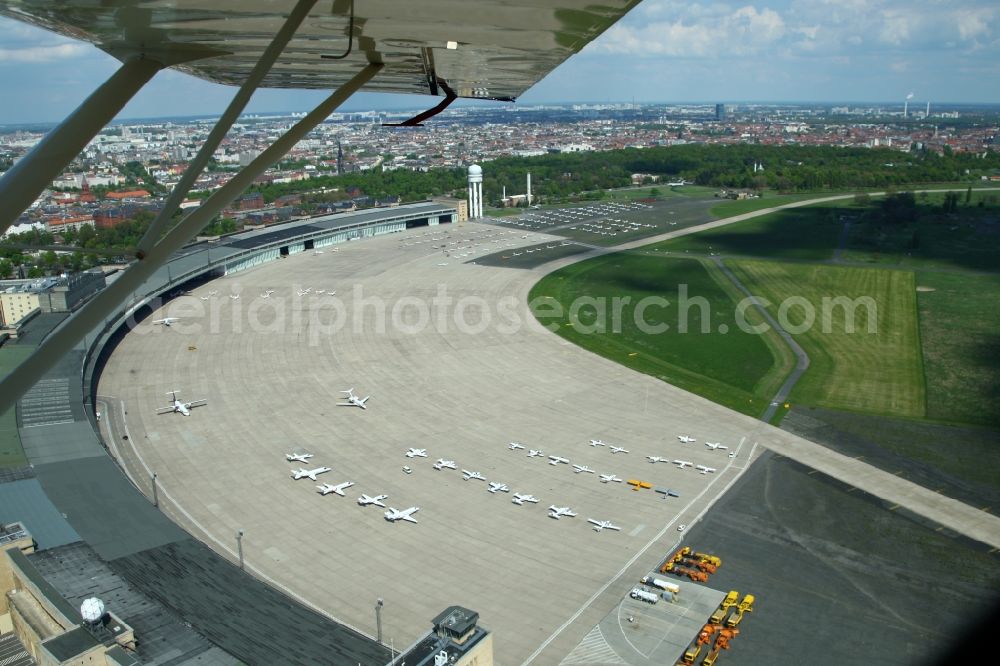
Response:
[[155, 390, 207, 417]]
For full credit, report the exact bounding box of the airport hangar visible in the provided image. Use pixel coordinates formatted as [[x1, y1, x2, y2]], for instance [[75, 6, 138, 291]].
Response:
[[1, 203, 490, 666]]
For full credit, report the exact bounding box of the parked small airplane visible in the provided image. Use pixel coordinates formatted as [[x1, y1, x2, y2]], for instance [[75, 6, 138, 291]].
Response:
[[317, 481, 354, 496], [508, 442, 525, 451], [678, 435, 697, 443], [512, 493, 539, 505], [285, 453, 313, 463], [384, 507, 419, 524], [589, 439, 606, 447], [588, 519, 621, 533], [673, 460, 694, 469], [696, 465, 717, 475], [433, 459, 456, 470], [405, 448, 427, 458], [155, 390, 207, 416], [296, 289, 311, 296], [646, 456, 670, 464], [487, 482, 510, 494], [358, 494, 387, 507], [291, 466, 331, 481], [705, 442, 728, 450], [152, 317, 181, 327], [229, 293, 240, 300], [548, 456, 570, 466], [548, 506, 577, 519], [600, 474, 623, 483], [572, 464, 595, 474], [462, 470, 486, 481], [527, 449, 544, 458], [610, 446, 629, 454], [338, 389, 371, 410]]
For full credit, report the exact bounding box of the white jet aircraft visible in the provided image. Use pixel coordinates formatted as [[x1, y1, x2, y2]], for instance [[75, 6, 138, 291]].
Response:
[[152, 317, 181, 327], [646, 456, 670, 464], [487, 482, 510, 494], [338, 389, 371, 409], [548, 506, 577, 519], [462, 470, 486, 481], [696, 465, 717, 475], [610, 446, 629, 454], [317, 481, 354, 496], [512, 493, 539, 505], [600, 474, 623, 483], [155, 390, 207, 416], [527, 449, 544, 458], [405, 448, 427, 458], [548, 455, 570, 466], [358, 494, 387, 507], [678, 435, 697, 443], [572, 464, 595, 474], [508, 442, 525, 451], [291, 466, 331, 481], [673, 460, 694, 469], [384, 507, 419, 524], [705, 442, 728, 450], [588, 519, 621, 533], [285, 453, 313, 463], [589, 439, 606, 447]]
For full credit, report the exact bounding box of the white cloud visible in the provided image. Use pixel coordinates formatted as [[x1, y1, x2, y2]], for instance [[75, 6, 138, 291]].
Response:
[[592, 5, 786, 57], [0, 42, 90, 63]]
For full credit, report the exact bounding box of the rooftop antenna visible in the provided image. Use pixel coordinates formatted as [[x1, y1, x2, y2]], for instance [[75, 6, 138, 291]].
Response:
[[904, 92, 914, 118]]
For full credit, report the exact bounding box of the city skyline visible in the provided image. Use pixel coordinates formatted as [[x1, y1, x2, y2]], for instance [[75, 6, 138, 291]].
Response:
[[0, 0, 998, 124]]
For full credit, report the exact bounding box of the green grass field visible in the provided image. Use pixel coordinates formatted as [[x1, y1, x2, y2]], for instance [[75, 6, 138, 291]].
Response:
[[653, 202, 845, 261], [530, 254, 787, 416], [916, 271, 1000, 426], [0, 344, 33, 468], [726, 260, 926, 417]]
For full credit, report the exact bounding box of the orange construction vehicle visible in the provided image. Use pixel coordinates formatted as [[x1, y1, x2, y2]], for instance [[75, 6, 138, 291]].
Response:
[[671, 566, 708, 583], [681, 557, 718, 574], [701, 628, 739, 666]]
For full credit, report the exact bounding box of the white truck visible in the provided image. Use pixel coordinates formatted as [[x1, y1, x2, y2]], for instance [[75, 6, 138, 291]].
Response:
[[630, 588, 659, 604], [641, 576, 681, 595]]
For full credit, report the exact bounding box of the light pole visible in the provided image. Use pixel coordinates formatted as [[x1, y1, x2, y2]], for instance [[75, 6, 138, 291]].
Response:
[[236, 530, 244, 570], [375, 598, 383, 645]]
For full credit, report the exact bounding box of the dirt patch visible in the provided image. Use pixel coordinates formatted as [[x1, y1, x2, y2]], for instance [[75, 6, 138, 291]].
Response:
[[916, 285, 936, 292]]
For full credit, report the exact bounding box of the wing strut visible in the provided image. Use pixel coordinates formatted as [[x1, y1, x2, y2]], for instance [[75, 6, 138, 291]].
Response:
[[0, 61, 382, 417], [137, 0, 321, 251], [0, 57, 163, 236], [383, 79, 458, 127]]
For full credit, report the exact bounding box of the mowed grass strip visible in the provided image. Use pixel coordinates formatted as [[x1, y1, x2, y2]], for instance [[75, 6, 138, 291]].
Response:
[[654, 203, 844, 261], [916, 272, 1000, 426], [726, 261, 926, 417], [530, 254, 782, 416]]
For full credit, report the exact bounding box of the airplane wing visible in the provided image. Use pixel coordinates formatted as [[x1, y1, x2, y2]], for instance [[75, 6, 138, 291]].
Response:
[[187, 399, 208, 408], [0, 1, 643, 103]]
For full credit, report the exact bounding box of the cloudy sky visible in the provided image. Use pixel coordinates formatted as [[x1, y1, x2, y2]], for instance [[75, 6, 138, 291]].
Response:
[[0, 0, 997, 124]]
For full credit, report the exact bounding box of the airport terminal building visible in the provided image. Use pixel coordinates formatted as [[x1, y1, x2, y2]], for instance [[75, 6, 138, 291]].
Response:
[[0, 202, 496, 666]]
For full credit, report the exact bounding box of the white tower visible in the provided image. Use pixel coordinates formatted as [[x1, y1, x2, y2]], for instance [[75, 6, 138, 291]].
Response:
[[467, 164, 483, 219], [526, 173, 532, 206]]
